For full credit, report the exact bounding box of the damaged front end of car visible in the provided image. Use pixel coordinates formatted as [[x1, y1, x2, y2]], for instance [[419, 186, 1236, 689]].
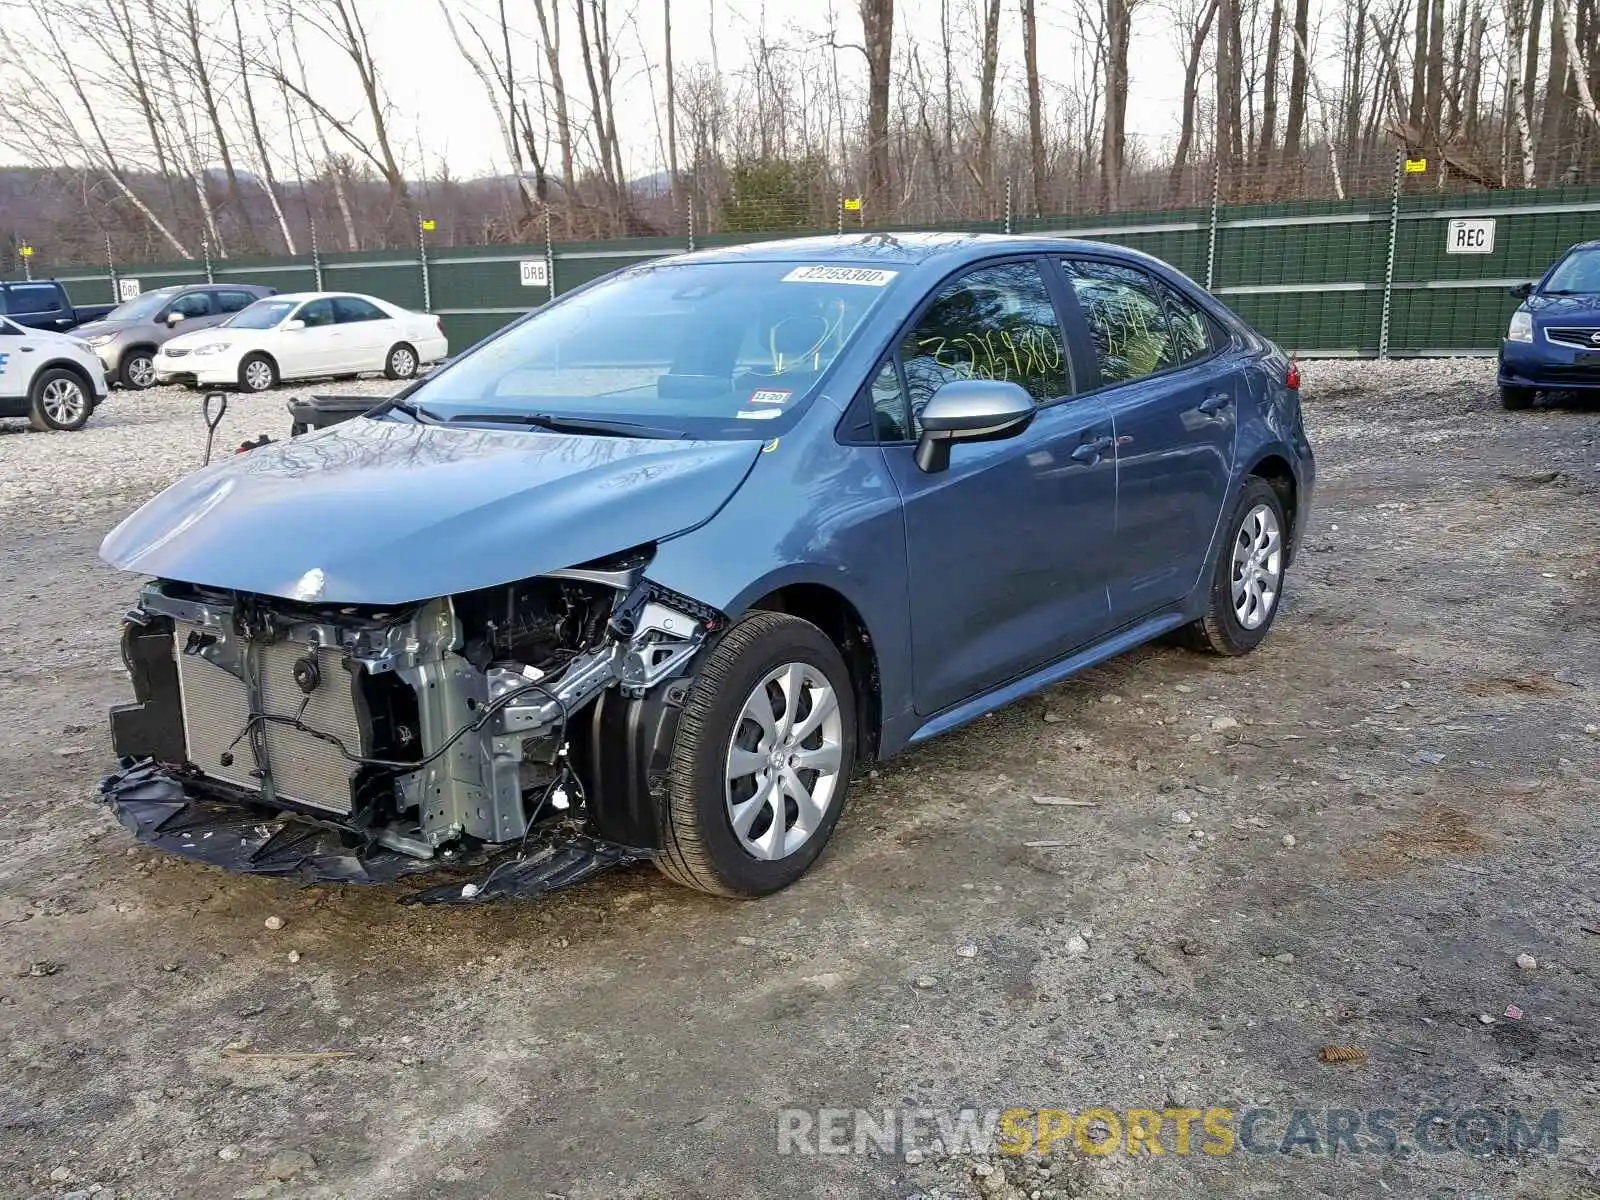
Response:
[[103, 550, 723, 903]]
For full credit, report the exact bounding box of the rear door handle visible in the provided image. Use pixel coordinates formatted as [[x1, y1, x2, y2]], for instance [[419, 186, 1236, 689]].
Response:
[[1071, 435, 1115, 463], [1198, 391, 1232, 415]]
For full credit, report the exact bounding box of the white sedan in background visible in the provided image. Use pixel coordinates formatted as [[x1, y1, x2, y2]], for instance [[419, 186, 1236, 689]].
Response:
[[154, 292, 449, 392]]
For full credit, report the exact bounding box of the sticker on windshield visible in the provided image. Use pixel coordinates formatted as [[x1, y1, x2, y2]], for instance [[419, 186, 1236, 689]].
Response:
[[748, 389, 792, 406], [782, 265, 898, 287], [736, 408, 784, 420]]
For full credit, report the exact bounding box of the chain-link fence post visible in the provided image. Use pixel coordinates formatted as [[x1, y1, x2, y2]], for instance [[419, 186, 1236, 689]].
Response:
[[837, 189, 844, 236], [1004, 177, 1014, 234], [687, 198, 696, 253], [105, 233, 119, 303], [310, 219, 324, 291], [544, 206, 556, 304], [418, 218, 431, 312], [202, 237, 214, 283], [1204, 158, 1221, 290], [1378, 147, 1403, 360], [20, 246, 32, 281]]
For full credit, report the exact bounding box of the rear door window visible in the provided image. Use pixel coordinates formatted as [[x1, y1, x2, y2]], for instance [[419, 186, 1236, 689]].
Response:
[[1059, 259, 1179, 385], [1159, 283, 1215, 365], [333, 296, 386, 323], [216, 290, 257, 313]]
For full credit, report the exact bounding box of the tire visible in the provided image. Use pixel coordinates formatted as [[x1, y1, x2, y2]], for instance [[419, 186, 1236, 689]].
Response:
[[238, 353, 277, 393], [384, 343, 419, 380], [27, 368, 92, 432], [1500, 384, 1536, 410], [655, 611, 857, 897], [1184, 476, 1289, 656], [119, 350, 158, 390]]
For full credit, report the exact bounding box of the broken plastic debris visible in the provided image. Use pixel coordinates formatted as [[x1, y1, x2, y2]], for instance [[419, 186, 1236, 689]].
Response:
[[1504, 1004, 1524, 1020]]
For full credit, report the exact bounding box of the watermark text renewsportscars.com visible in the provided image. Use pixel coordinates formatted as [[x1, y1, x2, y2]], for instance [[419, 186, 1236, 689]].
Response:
[[777, 1105, 1562, 1159]]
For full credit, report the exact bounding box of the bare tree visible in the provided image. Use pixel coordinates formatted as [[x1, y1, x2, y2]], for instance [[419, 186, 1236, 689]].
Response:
[[1168, 0, 1219, 200], [859, 0, 895, 205], [1021, 0, 1048, 211], [1101, 0, 1135, 208]]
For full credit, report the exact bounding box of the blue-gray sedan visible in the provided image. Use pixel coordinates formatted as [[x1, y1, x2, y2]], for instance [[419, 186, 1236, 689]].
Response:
[[99, 233, 1314, 902]]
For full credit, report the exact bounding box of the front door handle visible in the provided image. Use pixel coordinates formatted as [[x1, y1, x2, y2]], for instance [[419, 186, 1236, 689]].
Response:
[[1198, 391, 1232, 415], [1071, 435, 1115, 464]]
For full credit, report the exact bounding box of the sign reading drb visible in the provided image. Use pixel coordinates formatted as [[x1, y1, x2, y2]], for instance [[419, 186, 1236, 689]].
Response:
[[1445, 218, 1496, 254]]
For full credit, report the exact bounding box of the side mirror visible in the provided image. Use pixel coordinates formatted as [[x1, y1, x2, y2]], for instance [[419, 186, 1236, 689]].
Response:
[[914, 379, 1036, 473], [1509, 282, 1533, 299], [282, 319, 306, 332], [166, 311, 186, 326]]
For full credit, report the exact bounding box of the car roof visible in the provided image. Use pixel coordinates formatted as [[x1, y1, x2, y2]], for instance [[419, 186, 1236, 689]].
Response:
[[661, 232, 1189, 282], [255, 291, 371, 302]]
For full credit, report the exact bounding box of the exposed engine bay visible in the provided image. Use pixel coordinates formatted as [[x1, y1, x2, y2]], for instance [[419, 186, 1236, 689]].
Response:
[[102, 551, 723, 901]]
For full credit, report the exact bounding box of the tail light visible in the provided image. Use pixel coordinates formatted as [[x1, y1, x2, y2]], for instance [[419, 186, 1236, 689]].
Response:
[[1286, 359, 1301, 390], [436, 318, 444, 336]]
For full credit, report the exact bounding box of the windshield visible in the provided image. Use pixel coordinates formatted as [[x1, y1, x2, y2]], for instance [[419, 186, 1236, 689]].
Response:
[[406, 259, 901, 437], [224, 299, 298, 330], [1544, 248, 1600, 294], [102, 289, 177, 323]]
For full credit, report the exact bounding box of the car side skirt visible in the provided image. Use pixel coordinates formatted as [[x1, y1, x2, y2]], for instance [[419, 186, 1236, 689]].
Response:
[[898, 608, 1191, 750]]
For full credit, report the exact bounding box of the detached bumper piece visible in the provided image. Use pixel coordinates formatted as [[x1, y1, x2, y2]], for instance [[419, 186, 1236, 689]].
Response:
[[100, 759, 650, 901]]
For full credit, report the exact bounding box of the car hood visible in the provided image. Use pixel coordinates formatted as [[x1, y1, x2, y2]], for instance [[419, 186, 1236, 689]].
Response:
[[72, 319, 140, 339], [100, 416, 763, 604], [163, 327, 242, 350], [1527, 293, 1600, 322]]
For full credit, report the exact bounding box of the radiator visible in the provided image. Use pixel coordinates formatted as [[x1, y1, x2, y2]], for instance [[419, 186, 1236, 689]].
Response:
[[173, 623, 363, 814]]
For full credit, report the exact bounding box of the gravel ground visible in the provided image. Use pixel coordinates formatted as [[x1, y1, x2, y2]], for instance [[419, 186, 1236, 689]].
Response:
[[1, 361, 1598, 1200]]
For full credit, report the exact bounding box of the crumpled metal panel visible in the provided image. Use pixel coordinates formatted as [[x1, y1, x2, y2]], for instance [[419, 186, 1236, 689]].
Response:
[[100, 759, 650, 903]]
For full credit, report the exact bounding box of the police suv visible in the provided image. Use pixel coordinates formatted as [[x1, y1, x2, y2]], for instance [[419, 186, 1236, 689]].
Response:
[[0, 313, 109, 431]]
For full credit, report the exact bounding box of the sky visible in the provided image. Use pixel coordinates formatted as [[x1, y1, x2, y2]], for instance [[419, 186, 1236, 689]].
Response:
[[293, 0, 1199, 181]]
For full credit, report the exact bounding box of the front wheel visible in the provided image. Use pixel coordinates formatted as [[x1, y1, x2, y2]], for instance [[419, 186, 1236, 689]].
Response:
[[238, 353, 277, 393], [1184, 477, 1288, 656], [119, 351, 158, 390], [28, 368, 92, 431], [1500, 384, 1536, 410], [656, 612, 856, 897]]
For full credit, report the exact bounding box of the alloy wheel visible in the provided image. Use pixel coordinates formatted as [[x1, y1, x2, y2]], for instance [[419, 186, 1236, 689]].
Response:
[[1231, 502, 1283, 630], [724, 662, 844, 861], [391, 347, 417, 377], [126, 356, 157, 388], [41, 378, 87, 425]]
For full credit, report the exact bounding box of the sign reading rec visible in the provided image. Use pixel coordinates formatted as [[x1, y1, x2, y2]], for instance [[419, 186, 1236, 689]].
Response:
[[1445, 218, 1495, 254]]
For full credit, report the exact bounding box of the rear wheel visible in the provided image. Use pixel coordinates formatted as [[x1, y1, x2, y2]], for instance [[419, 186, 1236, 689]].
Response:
[[656, 612, 855, 897], [1500, 384, 1536, 410], [384, 343, 419, 380], [119, 351, 158, 390], [238, 353, 277, 393], [28, 369, 92, 432], [1184, 476, 1287, 656]]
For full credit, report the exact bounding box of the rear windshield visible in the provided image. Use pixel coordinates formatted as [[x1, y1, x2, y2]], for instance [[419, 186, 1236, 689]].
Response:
[[406, 259, 901, 437], [224, 299, 298, 330]]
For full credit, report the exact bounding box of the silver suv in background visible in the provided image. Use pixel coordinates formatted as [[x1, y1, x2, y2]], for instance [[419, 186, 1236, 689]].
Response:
[[74, 284, 276, 389]]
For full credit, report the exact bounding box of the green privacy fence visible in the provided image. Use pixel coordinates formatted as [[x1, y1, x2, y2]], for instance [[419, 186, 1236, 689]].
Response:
[[42, 178, 1600, 359]]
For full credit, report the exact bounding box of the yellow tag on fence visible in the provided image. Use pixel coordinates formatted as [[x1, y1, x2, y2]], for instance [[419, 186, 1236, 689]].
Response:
[[420, 218, 437, 232], [1404, 158, 1427, 174], [843, 197, 862, 212]]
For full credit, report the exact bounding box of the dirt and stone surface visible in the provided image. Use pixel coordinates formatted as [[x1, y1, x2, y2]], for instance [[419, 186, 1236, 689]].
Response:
[[1, 364, 1597, 1199]]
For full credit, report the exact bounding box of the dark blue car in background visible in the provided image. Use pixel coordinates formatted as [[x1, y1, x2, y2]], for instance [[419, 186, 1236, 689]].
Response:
[[99, 233, 1314, 902], [1499, 239, 1600, 409]]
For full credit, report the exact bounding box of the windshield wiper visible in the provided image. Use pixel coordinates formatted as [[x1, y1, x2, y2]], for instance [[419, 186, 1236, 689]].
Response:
[[385, 397, 445, 423], [445, 411, 684, 439]]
